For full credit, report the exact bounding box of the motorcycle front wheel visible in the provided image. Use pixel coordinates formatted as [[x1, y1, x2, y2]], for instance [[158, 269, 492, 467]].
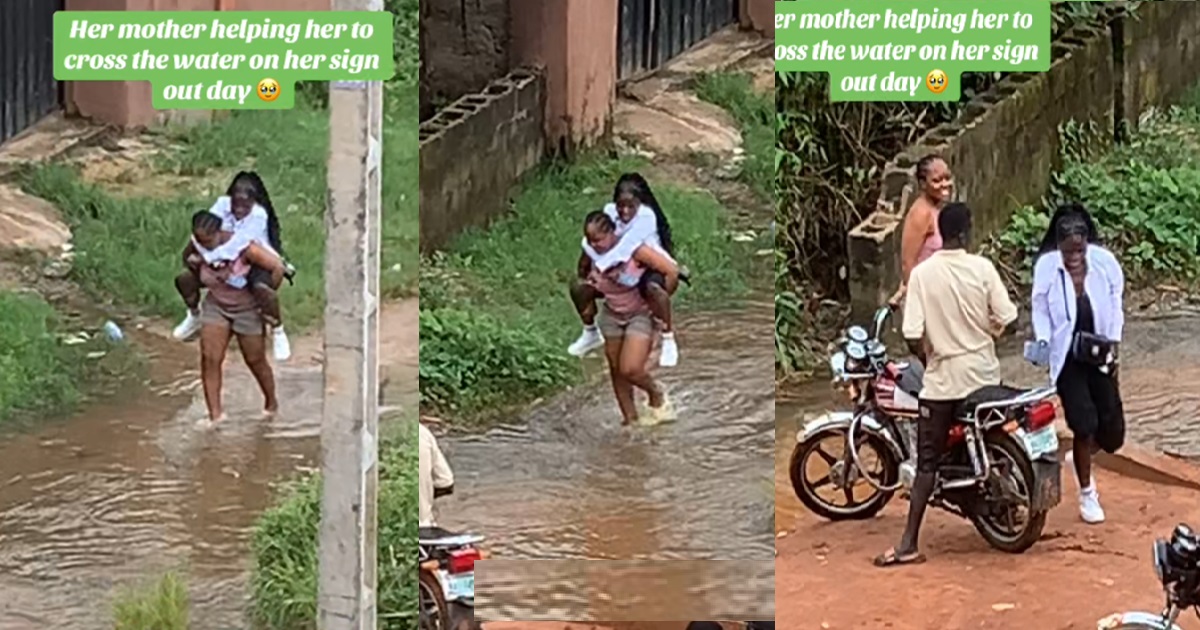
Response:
[[968, 433, 1047, 554], [419, 570, 451, 630], [791, 427, 899, 520]]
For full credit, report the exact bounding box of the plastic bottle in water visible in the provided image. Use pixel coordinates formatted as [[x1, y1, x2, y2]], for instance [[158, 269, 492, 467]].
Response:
[[102, 320, 124, 342]]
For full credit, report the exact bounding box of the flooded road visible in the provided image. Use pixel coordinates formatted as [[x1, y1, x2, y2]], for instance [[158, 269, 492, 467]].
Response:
[[0, 332, 324, 630], [439, 300, 776, 621]]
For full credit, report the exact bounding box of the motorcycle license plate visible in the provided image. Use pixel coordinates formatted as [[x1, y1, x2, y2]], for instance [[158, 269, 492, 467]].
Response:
[[1022, 426, 1059, 459], [447, 572, 475, 600]]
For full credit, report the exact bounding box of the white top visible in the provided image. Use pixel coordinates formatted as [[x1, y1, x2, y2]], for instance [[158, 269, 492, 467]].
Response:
[[1030, 245, 1125, 381], [581, 203, 673, 271], [196, 196, 276, 263], [418, 423, 455, 528]]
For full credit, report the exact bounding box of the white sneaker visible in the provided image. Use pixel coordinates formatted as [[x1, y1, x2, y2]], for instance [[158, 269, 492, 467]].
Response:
[[568, 325, 604, 357], [659, 332, 679, 367], [273, 327, 292, 362], [173, 310, 201, 341], [1080, 486, 1106, 524]]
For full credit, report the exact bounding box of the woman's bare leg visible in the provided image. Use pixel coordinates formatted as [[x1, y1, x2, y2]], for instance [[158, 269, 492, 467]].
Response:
[[604, 338, 637, 424], [200, 323, 232, 422], [643, 282, 674, 332], [570, 280, 600, 326], [237, 331, 278, 415], [619, 333, 663, 407]]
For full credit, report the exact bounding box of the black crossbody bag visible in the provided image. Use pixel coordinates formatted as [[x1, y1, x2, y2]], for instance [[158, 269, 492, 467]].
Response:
[[1062, 270, 1113, 366]]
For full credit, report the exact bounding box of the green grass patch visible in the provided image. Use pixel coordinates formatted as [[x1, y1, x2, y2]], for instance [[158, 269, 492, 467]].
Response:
[[19, 86, 418, 330], [419, 155, 749, 419], [111, 571, 190, 630], [693, 71, 773, 200], [990, 99, 1200, 289], [0, 290, 139, 427], [250, 423, 417, 630]]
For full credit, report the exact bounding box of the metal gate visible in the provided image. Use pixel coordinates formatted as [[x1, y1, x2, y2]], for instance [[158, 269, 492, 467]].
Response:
[[1, 0, 63, 146], [618, 0, 738, 81]]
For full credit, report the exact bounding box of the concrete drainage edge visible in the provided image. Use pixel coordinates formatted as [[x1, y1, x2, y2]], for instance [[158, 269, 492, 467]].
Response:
[[1056, 424, 1200, 491]]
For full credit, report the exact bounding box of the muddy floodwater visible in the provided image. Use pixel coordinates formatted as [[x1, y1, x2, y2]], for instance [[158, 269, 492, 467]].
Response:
[[439, 300, 776, 621], [0, 334, 323, 630]]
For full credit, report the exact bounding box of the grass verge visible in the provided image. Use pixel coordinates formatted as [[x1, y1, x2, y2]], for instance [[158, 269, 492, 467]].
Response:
[[111, 571, 190, 630], [419, 155, 751, 421], [19, 83, 418, 331], [693, 71, 773, 201], [250, 422, 417, 630], [0, 289, 138, 428]]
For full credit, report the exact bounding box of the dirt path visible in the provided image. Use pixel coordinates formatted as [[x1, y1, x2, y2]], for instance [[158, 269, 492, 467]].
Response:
[[777, 463, 1200, 629], [485, 623, 743, 630]]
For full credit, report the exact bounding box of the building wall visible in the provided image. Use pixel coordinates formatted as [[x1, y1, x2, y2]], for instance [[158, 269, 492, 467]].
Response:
[[739, 0, 772, 36], [63, 0, 331, 128], [846, 1, 1200, 320], [419, 0, 511, 114]]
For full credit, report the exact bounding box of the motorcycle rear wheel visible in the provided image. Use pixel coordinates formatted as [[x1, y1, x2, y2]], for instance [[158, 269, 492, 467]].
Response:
[[968, 434, 1047, 554], [419, 570, 451, 630], [791, 427, 899, 520]]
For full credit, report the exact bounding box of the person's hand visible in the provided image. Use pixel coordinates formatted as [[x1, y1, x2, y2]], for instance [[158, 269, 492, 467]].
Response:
[[888, 283, 907, 309], [186, 254, 203, 266]]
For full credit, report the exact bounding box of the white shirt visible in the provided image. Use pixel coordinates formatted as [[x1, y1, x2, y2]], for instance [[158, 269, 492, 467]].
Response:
[[197, 196, 276, 263], [418, 423, 455, 528], [1031, 245, 1125, 381], [581, 203, 673, 271]]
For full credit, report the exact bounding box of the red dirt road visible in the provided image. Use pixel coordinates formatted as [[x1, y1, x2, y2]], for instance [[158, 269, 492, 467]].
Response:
[[776, 466, 1200, 629], [483, 624, 741, 630]]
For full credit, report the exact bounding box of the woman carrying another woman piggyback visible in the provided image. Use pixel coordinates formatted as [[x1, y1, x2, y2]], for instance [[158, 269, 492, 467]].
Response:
[[1028, 203, 1126, 525]]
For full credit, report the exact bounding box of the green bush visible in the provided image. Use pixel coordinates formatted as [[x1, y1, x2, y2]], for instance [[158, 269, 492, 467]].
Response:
[[417, 155, 748, 418], [111, 572, 190, 630], [250, 426, 418, 630], [993, 102, 1200, 287], [0, 291, 84, 424], [693, 71, 773, 200]]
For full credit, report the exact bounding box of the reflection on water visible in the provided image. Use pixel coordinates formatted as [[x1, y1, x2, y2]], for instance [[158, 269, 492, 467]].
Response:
[[439, 301, 776, 620], [0, 339, 324, 630]]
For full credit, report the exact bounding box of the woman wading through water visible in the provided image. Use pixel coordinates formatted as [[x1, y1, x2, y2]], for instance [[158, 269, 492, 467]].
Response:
[[188, 211, 286, 425], [570, 173, 683, 367], [173, 171, 293, 361], [581, 210, 681, 425]]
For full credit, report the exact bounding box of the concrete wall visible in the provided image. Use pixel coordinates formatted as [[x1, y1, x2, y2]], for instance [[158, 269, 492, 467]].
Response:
[[63, 0, 331, 128], [847, 1, 1200, 320], [420, 0, 511, 112], [418, 68, 545, 253], [739, 0, 773, 36]]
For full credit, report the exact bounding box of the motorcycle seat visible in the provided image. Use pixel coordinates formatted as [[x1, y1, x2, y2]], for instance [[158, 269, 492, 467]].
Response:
[[419, 526, 485, 547], [963, 384, 1029, 415]]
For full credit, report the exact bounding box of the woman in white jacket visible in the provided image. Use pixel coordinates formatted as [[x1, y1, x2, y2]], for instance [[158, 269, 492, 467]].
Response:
[[1029, 203, 1125, 525]]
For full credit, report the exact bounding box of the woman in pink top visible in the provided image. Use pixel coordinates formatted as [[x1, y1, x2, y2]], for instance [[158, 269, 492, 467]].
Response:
[[891, 155, 954, 306], [189, 211, 286, 426], [583, 211, 681, 426]]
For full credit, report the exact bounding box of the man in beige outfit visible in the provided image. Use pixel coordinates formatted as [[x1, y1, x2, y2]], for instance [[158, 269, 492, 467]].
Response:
[[874, 202, 1018, 568], [419, 422, 455, 528]]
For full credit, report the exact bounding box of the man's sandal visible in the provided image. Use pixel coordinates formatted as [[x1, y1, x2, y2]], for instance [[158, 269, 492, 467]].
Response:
[[873, 548, 927, 568]]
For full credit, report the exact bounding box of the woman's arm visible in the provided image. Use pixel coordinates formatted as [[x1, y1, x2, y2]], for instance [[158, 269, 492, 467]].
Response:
[[900, 204, 933, 283], [1030, 255, 1054, 343], [182, 238, 200, 267], [577, 249, 592, 280], [1103, 248, 1125, 343], [632, 244, 679, 281]]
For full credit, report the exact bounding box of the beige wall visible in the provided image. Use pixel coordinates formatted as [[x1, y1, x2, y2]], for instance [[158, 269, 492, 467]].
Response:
[[740, 0, 773, 36], [510, 0, 617, 151], [63, 0, 331, 128]]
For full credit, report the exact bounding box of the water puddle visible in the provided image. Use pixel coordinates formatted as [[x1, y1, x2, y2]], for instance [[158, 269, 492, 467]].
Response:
[[0, 335, 323, 630], [439, 300, 776, 620]]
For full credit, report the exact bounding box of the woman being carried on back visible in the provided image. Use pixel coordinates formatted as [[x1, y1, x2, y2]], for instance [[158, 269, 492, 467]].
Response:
[[188, 210, 286, 425], [172, 171, 293, 361], [581, 209, 680, 426], [569, 173, 683, 367]]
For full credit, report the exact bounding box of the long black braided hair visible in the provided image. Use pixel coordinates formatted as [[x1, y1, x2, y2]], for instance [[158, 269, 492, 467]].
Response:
[[227, 171, 283, 256], [613, 172, 673, 256]]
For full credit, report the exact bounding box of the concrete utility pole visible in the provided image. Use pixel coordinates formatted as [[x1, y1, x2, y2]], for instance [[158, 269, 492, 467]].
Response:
[[316, 0, 384, 627]]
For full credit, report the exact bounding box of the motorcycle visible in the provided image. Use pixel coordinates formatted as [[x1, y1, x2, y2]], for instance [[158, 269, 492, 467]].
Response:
[[789, 305, 1063, 553], [419, 526, 485, 630], [1097, 524, 1200, 630]]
